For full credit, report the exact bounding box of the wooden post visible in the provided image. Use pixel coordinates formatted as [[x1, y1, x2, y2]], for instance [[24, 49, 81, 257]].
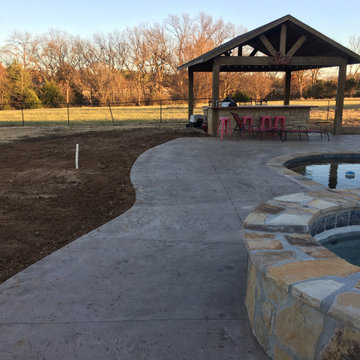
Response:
[[188, 69, 194, 121], [284, 71, 291, 105], [280, 24, 287, 55], [212, 63, 220, 105], [211, 63, 220, 135], [334, 63, 347, 135]]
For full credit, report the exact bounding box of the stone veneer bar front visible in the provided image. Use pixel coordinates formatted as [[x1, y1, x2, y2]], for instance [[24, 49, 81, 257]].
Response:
[[244, 188, 360, 360], [203, 105, 312, 136]]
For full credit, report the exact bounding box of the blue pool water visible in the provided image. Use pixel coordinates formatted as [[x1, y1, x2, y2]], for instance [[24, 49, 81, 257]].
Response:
[[289, 161, 360, 189], [321, 231, 360, 266]]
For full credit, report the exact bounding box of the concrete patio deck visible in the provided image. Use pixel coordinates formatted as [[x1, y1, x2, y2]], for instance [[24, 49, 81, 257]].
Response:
[[1, 134, 360, 359]]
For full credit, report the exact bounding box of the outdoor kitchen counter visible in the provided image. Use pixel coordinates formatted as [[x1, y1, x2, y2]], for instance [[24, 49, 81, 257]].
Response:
[[203, 105, 313, 136]]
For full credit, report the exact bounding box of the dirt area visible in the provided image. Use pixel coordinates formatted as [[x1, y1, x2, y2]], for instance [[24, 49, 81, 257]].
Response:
[[0, 125, 206, 283]]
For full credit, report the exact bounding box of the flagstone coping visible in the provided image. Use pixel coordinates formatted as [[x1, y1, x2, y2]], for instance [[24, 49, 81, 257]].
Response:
[[244, 188, 360, 360]]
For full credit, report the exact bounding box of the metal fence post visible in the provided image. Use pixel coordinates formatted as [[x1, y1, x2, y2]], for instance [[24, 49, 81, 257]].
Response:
[[159, 100, 162, 123], [327, 99, 330, 122], [67, 103, 70, 125], [108, 102, 115, 125], [21, 103, 24, 126]]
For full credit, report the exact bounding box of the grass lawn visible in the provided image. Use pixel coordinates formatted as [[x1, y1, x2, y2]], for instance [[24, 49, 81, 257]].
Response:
[[0, 99, 359, 126], [0, 104, 205, 126]]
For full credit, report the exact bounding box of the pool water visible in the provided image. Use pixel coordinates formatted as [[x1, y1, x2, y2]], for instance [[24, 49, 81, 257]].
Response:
[[289, 160, 360, 189], [321, 231, 360, 266]]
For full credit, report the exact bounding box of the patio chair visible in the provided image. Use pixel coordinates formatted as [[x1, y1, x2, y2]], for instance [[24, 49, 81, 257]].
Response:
[[272, 116, 286, 140], [231, 112, 243, 136], [283, 121, 330, 141], [304, 121, 330, 141]]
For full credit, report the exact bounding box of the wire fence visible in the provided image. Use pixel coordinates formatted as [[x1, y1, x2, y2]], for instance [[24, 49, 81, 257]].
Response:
[[0, 98, 211, 127], [0, 98, 359, 128]]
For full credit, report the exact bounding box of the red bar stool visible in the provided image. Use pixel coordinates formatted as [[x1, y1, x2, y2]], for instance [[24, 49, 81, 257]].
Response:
[[258, 116, 272, 138], [216, 117, 232, 140], [259, 116, 272, 130]]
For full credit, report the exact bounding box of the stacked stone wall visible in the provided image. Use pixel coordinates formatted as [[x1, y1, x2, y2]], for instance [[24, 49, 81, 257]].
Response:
[[244, 189, 360, 359]]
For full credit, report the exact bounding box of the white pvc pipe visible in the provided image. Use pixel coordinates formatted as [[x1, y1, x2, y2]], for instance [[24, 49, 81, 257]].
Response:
[[75, 144, 79, 169]]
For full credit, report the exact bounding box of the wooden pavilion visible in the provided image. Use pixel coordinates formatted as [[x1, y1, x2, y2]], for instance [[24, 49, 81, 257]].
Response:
[[178, 15, 360, 135]]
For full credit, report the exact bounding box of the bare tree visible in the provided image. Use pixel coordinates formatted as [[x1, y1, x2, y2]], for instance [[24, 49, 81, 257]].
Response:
[[142, 23, 172, 99], [0, 62, 9, 105], [166, 13, 237, 99], [292, 70, 311, 98], [1, 31, 39, 99], [349, 35, 360, 77], [36, 30, 79, 102], [242, 73, 273, 100], [0, 12, 244, 105], [1, 31, 38, 69], [92, 31, 129, 71]]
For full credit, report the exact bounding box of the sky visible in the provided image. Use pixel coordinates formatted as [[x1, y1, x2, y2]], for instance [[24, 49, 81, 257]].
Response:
[[0, 0, 359, 48]]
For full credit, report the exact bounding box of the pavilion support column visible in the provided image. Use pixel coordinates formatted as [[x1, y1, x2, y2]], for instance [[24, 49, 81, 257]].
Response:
[[188, 69, 194, 120], [284, 70, 291, 105], [334, 63, 347, 135], [212, 63, 220, 105], [211, 63, 220, 135]]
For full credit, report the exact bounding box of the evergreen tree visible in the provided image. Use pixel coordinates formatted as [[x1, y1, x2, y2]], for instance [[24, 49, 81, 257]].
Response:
[[40, 80, 65, 107], [6, 61, 41, 109]]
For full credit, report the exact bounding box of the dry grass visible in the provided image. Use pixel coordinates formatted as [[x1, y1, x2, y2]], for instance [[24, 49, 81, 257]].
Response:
[[0, 99, 359, 127], [0, 104, 205, 126]]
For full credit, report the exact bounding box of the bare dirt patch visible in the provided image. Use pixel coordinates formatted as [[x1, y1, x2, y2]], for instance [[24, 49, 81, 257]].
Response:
[[0, 126, 206, 283]]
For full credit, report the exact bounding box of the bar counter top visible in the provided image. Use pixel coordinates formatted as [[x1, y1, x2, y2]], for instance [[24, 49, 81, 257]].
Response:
[[205, 105, 314, 109]]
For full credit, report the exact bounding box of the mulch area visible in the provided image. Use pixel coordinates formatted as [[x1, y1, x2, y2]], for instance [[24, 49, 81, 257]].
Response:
[[0, 126, 206, 283]]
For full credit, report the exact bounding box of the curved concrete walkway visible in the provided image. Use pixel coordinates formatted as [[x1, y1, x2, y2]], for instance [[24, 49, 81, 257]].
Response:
[[1, 135, 359, 359]]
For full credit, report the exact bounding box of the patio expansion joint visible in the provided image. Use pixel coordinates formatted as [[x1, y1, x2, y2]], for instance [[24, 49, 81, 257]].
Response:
[[86, 236, 244, 246], [0, 317, 244, 327], [205, 148, 244, 226]]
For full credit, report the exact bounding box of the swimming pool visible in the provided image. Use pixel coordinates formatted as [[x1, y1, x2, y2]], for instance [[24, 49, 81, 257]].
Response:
[[288, 159, 360, 189], [319, 230, 360, 266]]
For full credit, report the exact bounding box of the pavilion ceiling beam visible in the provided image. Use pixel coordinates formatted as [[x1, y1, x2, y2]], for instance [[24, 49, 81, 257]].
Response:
[[280, 24, 287, 55], [260, 34, 277, 56], [214, 56, 346, 67], [286, 35, 307, 57]]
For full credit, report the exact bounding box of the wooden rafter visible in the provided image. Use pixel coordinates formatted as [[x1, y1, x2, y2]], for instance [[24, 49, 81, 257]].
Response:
[[178, 15, 360, 71], [260, 34, 277, 56], [249, 48, 258, 56], [280, 24, 287, 55], [286, 35, 307, 57]]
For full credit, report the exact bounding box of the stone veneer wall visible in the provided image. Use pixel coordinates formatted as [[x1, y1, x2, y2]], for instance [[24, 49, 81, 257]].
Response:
[[203, 106, 311, 136], [244, 189, 360, 360]]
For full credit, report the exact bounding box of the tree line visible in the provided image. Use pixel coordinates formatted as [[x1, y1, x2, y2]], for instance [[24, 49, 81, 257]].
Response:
[[0, 13, 359, 109]]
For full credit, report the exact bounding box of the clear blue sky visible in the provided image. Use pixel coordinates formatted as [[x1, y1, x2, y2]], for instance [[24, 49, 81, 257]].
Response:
[[0, 0, 359, 48]]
